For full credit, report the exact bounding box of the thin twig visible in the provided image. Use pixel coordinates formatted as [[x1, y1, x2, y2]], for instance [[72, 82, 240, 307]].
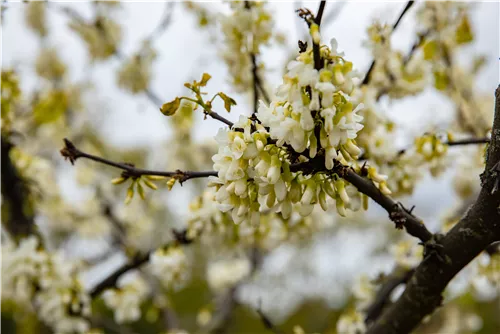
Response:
[[90, 252, 151, 298], [60, 138, 217, 183], [256, 304, 284, 334], [146, 2, 175, 43], [395, 137, 490, 157], [204, 110, 234, 128], [313, 1, 326, 70], [321, 2, 346, 27], [359, 136, 491, 161], [90, 228, 193, 297]]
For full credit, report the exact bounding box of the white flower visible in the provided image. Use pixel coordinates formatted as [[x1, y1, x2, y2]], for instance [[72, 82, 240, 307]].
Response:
[[337, 310, 367, 334], [390, 240, 424, 269], [2, 237, 91, 333], [207, 258, 251, 291], [102, 274, 150, 324], [150, 246, 190, 291]]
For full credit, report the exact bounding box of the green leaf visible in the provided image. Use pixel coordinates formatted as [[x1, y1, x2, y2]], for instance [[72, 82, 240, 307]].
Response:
[[199, 73, 212, 87], [422, 40, 437, 60], [160, 97, 180, 116], [456, 15, 473, 45], [433, 70, 449, 91], [218, 92, 237, 113]]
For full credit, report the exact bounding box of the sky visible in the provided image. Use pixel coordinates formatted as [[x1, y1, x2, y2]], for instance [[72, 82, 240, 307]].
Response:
[[2, 0, 499, 318]]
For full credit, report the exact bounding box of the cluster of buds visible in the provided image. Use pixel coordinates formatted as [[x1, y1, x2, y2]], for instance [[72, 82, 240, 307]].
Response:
[[364, 22, 429, 98], [413, 132, 450, 177], [258, 38, 364, 170], [1, 70, 22, 132], [117, 42, 157, 94], [35, 48, 67, 82], [102, 274, 150, 324], [69, 16, 122, 61], [150, 245, 191, 291], [219, 1, 274, 92], [24, 1, 48, 37]]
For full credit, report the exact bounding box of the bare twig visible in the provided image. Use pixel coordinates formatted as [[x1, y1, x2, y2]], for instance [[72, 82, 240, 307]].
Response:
[[243, 1, 270, 119], [60, 138, 217, 183], [394, 136, 491, 157], [203, 110, 235, 128], [90, 252, 151, 298], [256, 303, 284, 334], [146, 2, 175, 43], [321, 2, 346, 27]]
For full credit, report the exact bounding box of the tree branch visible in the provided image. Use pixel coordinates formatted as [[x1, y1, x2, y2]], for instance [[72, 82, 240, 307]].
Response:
[[90, 228, 193, 298], [203, 109, 235, 128], [290, 157, 433, 242], [364, 267, 415, 325], [357, 136, 492, 161], [90, 252, 151, 298], [244, 0, 270, 120], [60, 138, 217, 183], [366, 85, 500, 334]]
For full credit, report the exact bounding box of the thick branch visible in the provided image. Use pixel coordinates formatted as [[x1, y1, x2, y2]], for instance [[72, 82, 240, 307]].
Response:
[[1, 136, 35, 237], [60, 138, 217, 183], [367, 86, 500, 334]]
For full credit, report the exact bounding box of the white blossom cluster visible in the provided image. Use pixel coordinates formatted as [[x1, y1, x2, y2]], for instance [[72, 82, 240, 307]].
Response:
[[259, 39, 364, 168], [102, 274, 150, 324], [335, 275, 376, 333], [390, 239, 424, 269], [220, 1, 273, 92], [364, 22, 429, 98], [336, 309, 367, 334], [2, 237, 91, 333], [150, 245, 191, 291], [207, 258, 251, 292], [186, 189, 338, 250], [417, 2, 470, 42], [209, 38, 382, 225]]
